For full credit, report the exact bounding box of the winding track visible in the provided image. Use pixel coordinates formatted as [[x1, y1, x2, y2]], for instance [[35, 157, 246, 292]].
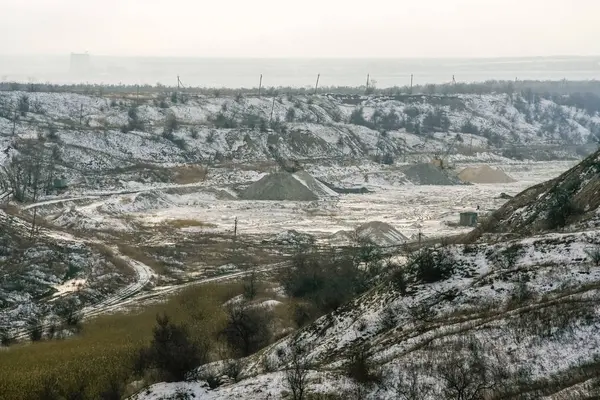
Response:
[[4, 210, 288, 341]]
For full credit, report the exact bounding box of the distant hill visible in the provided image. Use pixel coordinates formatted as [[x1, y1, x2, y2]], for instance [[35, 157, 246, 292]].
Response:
[[465, 148, 600, 241], [0, 90, 598, 190]]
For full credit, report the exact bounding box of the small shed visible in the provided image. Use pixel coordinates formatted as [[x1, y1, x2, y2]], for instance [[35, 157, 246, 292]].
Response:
[[459, 212, 478, 227]]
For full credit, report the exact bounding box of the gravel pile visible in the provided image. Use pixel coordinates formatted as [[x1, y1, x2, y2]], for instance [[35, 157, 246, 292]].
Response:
[[402, 163, 462, 185], [458, 165, 516, 184], [356, 221, 408, 246], [240, 173, 319, 201]]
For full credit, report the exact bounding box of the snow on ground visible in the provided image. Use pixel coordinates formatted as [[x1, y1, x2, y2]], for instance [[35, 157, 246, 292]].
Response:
[[51, 279, 86, 297], [135, 162, 570, 239], [32, 161, 571, 243]]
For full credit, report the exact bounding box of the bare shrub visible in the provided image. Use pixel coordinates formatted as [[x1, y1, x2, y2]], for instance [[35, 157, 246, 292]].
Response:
[[394, 369, 432, 400], [243, 269, 259, 300], [408, 247, 455, 283], [188, 126, 199, 139], [509, 280, 535, 307], [18, 94, 30, 116], [28, 317, 44, 342], [224, 359, 243, 382], [380, 305, 398, 331], [585, 246, 600, 267], [280, 252, 369, 313], [164, 112, 179, 134], [345, 347, 382, 386], [283, 339, 311, 400], [436, 338, 507, 400], [0, 328, 14, 347], [135, 313, 207, 381], [389, 264, 408, 295], [55, 297, 83, 332], [292, 302, 319, 328], [221, 303, 272, 357], [497, 244, 523, 269]]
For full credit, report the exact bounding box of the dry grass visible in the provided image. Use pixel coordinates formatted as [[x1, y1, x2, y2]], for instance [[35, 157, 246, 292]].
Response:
[[118, 243, 169, 275], [89, 242, 136, 278], [161, 218, 217, 229], [0, 282, 241, 400], [172, 165, 208, 184]]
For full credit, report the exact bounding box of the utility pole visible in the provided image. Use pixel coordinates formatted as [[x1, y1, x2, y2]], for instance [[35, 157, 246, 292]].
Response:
[[410, 74, 414, 94], [258, 74, 263, 97], [269, 97, 276, 123], [315, 73, 320, 95], [366, 74, 370, 92]]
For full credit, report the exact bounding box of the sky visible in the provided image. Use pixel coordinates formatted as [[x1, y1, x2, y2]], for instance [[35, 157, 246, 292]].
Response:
[[2, 0, 600, 58]]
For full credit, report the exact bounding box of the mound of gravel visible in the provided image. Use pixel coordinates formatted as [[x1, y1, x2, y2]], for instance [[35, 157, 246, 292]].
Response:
[[356, 221, 408, 246], [241, 173, 319, 201], [458, 165, 516, 184], [402, 163, 462, 185], [293, 171, 338, 198]]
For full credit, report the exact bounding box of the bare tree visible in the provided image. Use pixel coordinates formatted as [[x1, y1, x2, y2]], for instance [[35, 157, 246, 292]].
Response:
[[0, 140, 58, 204], [394, 369, 432, 400], [221, 302, 272, 357], [243, 269, 259, 300], [436, 341, 505, 400], [284, 339, 311, 400]]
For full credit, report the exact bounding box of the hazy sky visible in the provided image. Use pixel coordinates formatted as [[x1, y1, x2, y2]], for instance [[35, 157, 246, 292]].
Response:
[[2, 0, 599, 58]]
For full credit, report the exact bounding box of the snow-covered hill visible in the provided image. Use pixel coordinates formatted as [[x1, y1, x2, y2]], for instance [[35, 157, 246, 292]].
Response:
[[134, 153, 600, 400], [0, 91, 598, 190], [467, 148, 600, 239]]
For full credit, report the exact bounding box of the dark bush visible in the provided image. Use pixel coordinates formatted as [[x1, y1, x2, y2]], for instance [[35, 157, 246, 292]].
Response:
[[286, 108, 296, 122], [390, 265, 408, 295], [460, 120, 479, 135], [136, 314, 206, 381], [212, 112, 237, 129], [586, 246, 600, 266], [28, 318, 44, 342], [0, 328, 14, 347], [122, 106, 145, 132], [292, 302, 318, 328], [422, 108, 450, 133], [349, 107, 372, 128], [243, 270, 259, 300], [164, 113, 179, 134], [280, 253, 369, 313], [18, 94, 30, 116], [546, 184, 582, 229], [55, 298, 83, 332], [221, 304, 272, 357], [409, 248, 455, 283], [345, 347, 382, 386], [380, 306, 398, 331], [206, 130, 216, 144]]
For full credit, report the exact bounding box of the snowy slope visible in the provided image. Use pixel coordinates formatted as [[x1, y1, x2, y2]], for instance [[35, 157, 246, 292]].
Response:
[[1, 91, 597, 190]]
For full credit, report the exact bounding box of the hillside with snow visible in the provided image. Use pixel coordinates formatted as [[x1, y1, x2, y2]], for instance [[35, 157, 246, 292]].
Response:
[[135, 152, 600, 400], [0, 90, 598, 192]]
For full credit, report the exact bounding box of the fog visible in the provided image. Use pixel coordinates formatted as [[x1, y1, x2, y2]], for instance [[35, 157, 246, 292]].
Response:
[[2, 0, 600, 58]]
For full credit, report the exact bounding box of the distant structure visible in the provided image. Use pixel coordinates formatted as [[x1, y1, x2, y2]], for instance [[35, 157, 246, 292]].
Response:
[[70, 53, 91, 74], [459, 212, 478, 227]]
